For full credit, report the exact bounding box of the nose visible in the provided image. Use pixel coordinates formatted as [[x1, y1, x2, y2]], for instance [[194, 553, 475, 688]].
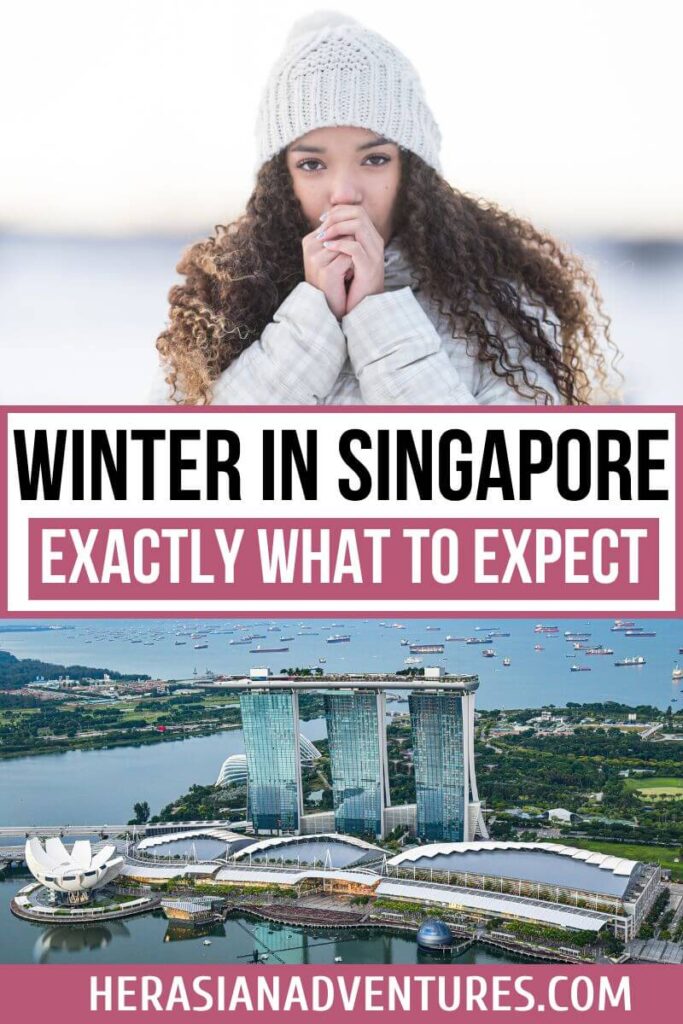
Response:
[[329, 171, 362, 208]]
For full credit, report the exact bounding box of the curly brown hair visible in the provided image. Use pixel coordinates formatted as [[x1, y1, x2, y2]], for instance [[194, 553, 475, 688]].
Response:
[[156, 149, 619, 404]]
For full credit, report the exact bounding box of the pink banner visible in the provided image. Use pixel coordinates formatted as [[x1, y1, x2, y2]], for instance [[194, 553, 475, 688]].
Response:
[[0, 964, 676, 1021], [28, 517, 659, 601]]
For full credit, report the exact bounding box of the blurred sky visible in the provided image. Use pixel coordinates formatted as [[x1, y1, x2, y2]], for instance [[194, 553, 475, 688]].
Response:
[[3, 0, 682, 238]]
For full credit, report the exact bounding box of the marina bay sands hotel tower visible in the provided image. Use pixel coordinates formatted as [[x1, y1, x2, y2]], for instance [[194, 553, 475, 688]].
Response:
[[237, 672, 487, 842]]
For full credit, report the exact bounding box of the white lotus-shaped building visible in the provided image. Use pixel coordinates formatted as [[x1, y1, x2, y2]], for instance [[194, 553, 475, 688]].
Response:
[[25, 837, 124, 899]]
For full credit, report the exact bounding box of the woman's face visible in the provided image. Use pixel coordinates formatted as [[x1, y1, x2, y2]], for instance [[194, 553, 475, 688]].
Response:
[[286, 126, 401, 243]]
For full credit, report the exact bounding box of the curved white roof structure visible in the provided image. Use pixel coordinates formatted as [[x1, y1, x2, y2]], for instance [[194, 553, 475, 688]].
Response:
[[232, 832, 382, 860], [137, 828, 243, 852], [25, 837, 123, 895], [388, 842, 639, 898], [389, 842, 639, 876], [216, 735, 321, 787]]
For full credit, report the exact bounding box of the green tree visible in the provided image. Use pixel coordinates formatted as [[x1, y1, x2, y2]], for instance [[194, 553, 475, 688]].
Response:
[[131, 801, 150, 824]]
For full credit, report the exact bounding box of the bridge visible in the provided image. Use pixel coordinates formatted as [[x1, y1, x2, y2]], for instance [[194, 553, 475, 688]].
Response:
[[0, 839, 112, 870]]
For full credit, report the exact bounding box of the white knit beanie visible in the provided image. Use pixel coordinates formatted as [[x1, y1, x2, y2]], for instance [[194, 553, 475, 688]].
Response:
[[255, 11, 442, 172]]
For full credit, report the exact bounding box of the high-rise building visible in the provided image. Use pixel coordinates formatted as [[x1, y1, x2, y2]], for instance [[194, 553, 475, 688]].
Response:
[[232, 674, 486, 842], [324, 691, 390, 839], [409, 685, 485, 842], [239, 690, 303, 834]]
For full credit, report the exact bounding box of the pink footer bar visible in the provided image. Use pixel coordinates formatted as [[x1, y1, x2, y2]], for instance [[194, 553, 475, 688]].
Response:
[[0, 964, 677, 1021]]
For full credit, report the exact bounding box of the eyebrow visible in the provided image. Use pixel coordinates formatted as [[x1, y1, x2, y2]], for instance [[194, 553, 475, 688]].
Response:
[[289, 136, 395, 154]]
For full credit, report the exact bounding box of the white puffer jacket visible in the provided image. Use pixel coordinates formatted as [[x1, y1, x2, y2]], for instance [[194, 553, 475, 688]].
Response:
[[151, 240, 560, 405]]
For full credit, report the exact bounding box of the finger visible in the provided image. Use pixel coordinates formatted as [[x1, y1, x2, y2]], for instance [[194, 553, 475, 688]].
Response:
[[321, 204, 371, 226], [308, 246, 340, 267], [320, 256, 353, 282], [318, 219, 370, 241], [323, 238, 366, 261]]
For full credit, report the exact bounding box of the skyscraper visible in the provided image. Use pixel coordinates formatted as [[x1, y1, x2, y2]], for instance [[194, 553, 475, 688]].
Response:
[[239, 689, 303, 834], [324, 691, 390, 839], [409, 684, 485, 842]]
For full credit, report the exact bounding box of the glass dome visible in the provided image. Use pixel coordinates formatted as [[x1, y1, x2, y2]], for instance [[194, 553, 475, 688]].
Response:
[[416, 919, 454, 950]]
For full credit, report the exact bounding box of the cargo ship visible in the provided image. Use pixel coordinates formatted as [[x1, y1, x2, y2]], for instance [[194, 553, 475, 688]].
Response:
[[327, 634, 351, 643], [249, 645, 289, 653], [614, 656, 646, 667], [570, 665, 591, 672], [409, 643, 445, 654], [585, 647, 614, 655]]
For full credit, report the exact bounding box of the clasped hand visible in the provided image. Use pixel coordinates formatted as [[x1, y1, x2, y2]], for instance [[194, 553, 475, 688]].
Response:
[[301, 205, 385, 320]]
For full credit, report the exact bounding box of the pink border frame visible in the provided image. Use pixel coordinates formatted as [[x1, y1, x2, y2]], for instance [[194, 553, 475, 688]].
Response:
[[1, 404, 681, 619]]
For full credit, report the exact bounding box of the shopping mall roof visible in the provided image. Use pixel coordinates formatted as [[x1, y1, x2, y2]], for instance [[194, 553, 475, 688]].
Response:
[[137, 828, 243, 851], [232, 833, 382, 859], [389, 842, 639, 898]]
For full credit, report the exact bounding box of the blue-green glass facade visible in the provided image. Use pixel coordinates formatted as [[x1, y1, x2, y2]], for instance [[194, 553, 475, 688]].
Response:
[[240, 690, 302, 834], [409, 692, 465, 842], [324, 692, 386, 838]]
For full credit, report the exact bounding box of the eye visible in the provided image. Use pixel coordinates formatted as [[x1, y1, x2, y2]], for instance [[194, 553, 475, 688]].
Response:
[[362, 153, 391, 167], [296, 159, 326, 172]]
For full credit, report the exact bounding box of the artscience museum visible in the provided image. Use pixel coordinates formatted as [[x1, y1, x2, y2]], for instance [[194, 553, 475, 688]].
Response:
[[25, 837, 124, 904]]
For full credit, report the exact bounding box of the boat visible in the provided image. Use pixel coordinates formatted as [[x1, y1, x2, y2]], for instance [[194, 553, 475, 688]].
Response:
[[203, 940, 212, 946], [334, 956, 343, 963], [614, 656, 646, 667], [585, 647, 614, 655], [318, 657, 326, 664], [502, 657, 511, 667], [193, 643, 208, 650], [465, 637, 488, 645], [482, 649, 496, 658], [570, 665, 591, 672], [174, 640, 187, 646], [327, 635, 351, 644], [445, 636, 467, 642], [404, 656, 422, 666], [280, 636, 295, 642], [564, 632, 591, 641], [611, 620, 636, 631], [409, 643, 444, 654], [625, 630, 656, 637], [673, 664, 683, 680], [534, 644, 544, 651], [250, 645, 289, 653]]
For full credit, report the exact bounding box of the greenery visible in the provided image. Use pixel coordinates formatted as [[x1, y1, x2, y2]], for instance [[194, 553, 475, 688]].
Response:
[[0, 649, 148, 689], [0, 679, 241, 758], [129, 801, 151, 824], [568, 839, 683, 882], [154, 783, 246, 823], [623, 777, 683, 798], [498, 919, 617, 953]]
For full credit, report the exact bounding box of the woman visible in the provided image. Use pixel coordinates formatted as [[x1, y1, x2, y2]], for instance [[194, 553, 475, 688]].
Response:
[[155, 12, 618, 406]]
